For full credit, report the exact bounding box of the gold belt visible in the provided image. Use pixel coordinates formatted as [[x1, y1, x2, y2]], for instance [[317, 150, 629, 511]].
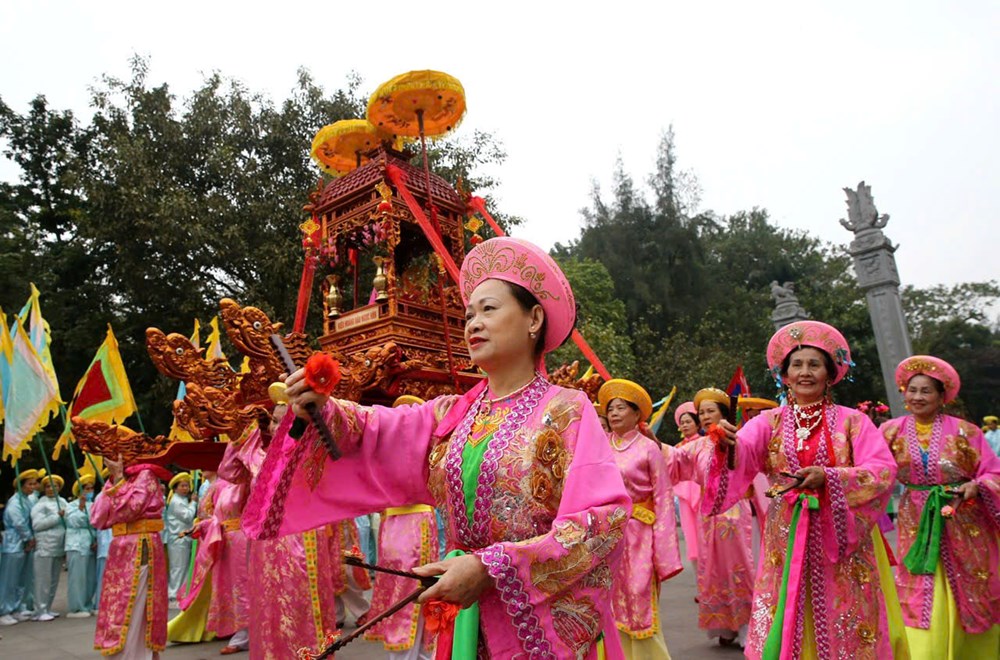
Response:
[[112, 518, 164, 537], [222, 518, 242, 533], [385, 504, 434, 517], [631, 500, 656, 525]]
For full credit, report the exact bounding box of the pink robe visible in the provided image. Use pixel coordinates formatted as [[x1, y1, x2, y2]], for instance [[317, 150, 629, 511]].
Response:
[[219, 428, 344, 658], [669, 434, 703, 562], [180, 443, 249, 638], [609, 430, 683, 637], [91, 468, 168, 655], [364, 506, 438, 651], [665, 435, 754, 633], [882, 414, 1000, 632], [705, 405, 897, 660], [243, 381, 632, 659]]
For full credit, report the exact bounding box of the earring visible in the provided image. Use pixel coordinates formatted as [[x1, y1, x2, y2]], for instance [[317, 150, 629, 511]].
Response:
[[529, 331, 537, 339]]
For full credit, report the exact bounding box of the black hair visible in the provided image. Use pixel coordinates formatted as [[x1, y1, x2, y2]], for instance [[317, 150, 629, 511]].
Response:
[[504, 281, 547, 357], [780, 346, 837, 381]]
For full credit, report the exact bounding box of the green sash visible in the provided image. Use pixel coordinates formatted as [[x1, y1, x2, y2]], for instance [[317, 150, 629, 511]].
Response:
[[903, 483, 962, 575], [762, 493, 819, 660]]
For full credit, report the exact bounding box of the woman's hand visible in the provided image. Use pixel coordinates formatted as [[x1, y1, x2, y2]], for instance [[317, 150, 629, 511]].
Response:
[[956, 480, 979, 500], [78, 498, 86, 510], [433, 395, 459, 422], [283, 368, 331, 421], [715, 420, 738, 447], [106, 453, 124, 483], [413, 554, 492, 608], [794, 466, 826, 490]]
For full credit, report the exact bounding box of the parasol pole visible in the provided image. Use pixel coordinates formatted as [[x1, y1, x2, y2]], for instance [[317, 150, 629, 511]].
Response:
[[415, 109, 441, 235]]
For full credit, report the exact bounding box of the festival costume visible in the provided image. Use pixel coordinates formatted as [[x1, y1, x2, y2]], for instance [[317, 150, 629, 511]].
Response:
[[704, 321, 899, 659], [65, 494, 97, 615], [166, 481, 217, 644], [334, 518, 373, 625], [608, 428, 682, 658], [164, 475, 196, 601], [0, 477, 36, 618], [883, 355, 1000, 659], [180, 457, 250, 647], [244, 237, 630, 659], [217, 424, 345, 659], [31, 490, 68, 618], [669, 402, 701, 563], [91, 466, 169, 657], [664, 434, 754, 641], [364, 504, 437, 659]]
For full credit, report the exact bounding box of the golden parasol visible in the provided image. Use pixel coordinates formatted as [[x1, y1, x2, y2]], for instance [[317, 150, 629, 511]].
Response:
[[310, 119, 396, 176], [367, 71, 467, 228]]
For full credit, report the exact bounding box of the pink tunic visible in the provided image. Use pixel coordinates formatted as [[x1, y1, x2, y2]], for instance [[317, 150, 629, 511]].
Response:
[[243, 381, 632, 659], [705, 405, 897, 660], [219, 428, 343, 658], [364, 506, 438, 651], [609, 430, 682, 637], [181, 443, 249, 638], [669, 434, 703, 562], [665, 436, 754, 633], [882, 414, 1000, 633], [91, 468, 168, 655]]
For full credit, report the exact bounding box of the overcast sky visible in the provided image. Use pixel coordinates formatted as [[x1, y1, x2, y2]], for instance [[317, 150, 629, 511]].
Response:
[[2, 1, 997, 290]]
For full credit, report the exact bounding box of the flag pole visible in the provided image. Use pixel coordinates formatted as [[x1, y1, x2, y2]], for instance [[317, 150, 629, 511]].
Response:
[[33, 433, 66, 529]]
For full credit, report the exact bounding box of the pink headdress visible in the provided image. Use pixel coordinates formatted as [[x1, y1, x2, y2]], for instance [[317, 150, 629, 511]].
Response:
[[459, 237, 576, 354], [766, 321, 853, 386], [674, 401, 696, 427], [895, 355, 961, 404]]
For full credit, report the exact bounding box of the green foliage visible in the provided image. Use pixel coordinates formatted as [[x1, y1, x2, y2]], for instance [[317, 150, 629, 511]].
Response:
[[552, 127, 997, 430]]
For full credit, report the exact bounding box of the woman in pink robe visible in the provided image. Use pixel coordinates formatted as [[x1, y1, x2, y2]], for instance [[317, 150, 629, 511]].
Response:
[[220, 400, 346, 659], [708, 321, 898, 659], [183, 445, 250, 654], [243, 237, 631, 659], [883, 355, 1000, 659], [598, 379, 683, 658], [91, 461, 171, 658], [363, 395, 438, 660], [664, 388, 754, 647], [670, 402, 702, 571]]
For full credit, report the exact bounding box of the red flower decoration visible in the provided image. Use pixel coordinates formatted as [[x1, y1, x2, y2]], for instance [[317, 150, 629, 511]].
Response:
[[423, 599, 460, 634], [469, 234, 484, 246], [305, 352, 341, 396]]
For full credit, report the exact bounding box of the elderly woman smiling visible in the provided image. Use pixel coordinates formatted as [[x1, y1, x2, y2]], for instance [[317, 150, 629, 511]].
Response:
[[708, 321, 899, 659], [243, 237, 631, 659], [882, 355, 1000, 660]]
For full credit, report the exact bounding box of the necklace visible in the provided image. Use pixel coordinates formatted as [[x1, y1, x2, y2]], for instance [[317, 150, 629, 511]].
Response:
[[611, 430, 640, 452], [479, 373, 541, 417], [792, 400, 824, 449]]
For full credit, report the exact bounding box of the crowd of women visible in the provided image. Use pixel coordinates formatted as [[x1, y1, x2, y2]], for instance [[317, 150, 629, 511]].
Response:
[[2, 234, 998, 659]]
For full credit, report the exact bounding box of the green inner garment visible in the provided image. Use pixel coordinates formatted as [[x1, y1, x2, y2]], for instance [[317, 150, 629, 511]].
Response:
[[460, 431, 495, 527]]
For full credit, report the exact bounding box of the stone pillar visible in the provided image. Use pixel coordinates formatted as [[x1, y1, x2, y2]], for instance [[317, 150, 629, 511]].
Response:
[[770, 281, 810, 330], [839, 181, 913, 416]]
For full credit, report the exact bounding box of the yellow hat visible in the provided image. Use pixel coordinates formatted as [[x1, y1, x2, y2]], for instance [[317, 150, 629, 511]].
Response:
[[694, 388, 730, 412], [392, 395, 425, 408], [737, 397, 778, 412], [72, 474, 96, 498], [13, 469, 39, 488], [168, 472, 193, 490], [40, 474, 64, 491], [268, 382, 289, 405], [36, 468, 47, 480], [985, 416, 999, 424], [598, 379, 653, 421]]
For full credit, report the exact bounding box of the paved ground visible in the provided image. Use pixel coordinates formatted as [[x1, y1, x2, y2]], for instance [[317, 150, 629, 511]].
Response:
[[0, 545, 742, 659]]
